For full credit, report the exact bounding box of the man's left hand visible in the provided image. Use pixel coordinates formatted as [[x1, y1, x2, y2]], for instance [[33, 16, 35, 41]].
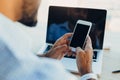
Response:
[[45, 33, 72, 60]]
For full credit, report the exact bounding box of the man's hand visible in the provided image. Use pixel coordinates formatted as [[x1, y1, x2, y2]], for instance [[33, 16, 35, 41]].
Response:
[[76, 37, 93, 76], [45, 33, 72, 60]]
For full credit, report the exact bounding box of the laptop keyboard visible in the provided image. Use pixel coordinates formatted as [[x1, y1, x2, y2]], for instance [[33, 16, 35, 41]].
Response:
[[93, 51, 98, 59], [93, 51, 98, 62], [44, 45, 98, 62], [44, 45, 53, 53]]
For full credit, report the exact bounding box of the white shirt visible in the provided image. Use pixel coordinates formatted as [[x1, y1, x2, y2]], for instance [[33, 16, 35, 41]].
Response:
[[0, 14, 97, 80], [15, 22, 44, 53], [0, 14, 77, 80]]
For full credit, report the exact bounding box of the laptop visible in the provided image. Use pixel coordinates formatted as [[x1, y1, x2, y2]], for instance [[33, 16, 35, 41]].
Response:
[[38, 6, 107, 76]]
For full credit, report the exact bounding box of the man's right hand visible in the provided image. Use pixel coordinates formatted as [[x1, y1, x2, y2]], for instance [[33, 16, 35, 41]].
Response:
[[76, 37, 93, 76]]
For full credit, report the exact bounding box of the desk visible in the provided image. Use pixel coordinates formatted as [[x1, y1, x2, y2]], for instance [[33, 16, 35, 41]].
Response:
[[100, 31, 120, 80], [39, 28, 120, 79], [72, 31, 120, 80]]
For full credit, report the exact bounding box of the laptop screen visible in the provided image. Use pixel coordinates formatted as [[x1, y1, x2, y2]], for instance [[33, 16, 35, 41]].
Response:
[[46, 6, 107, 49]]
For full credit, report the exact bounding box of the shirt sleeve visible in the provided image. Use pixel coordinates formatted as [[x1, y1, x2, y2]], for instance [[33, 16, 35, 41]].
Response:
[[0, 14, 78, 80], [80, 73, 98, 80], [33, 58, 78, 80]]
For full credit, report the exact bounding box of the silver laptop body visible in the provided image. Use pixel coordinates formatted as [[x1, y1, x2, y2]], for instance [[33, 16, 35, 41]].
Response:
[[38, 6, 107, 76]]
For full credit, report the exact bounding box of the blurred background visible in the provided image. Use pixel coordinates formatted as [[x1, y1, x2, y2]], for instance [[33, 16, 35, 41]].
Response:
[[37, 0, 120, 51], [38, 0, 120, 32]]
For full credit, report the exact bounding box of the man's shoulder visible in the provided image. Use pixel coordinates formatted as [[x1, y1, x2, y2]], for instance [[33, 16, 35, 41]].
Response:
[[39, 58, 64, 69], [35, 58, 77, 80]]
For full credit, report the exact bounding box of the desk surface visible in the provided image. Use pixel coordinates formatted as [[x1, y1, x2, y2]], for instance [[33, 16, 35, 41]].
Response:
[[73, 31, 120, 80], [39, 27, 120, 79], [100, 31, 120, 80]]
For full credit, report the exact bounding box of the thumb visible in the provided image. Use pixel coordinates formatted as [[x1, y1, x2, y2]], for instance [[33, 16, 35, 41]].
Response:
[[76, 47, 84, 55], [85, 36, 92, 50], [55, 45, 68, 60]]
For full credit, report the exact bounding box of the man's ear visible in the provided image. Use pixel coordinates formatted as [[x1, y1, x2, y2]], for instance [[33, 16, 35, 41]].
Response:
[[18, 0, 40, 27]]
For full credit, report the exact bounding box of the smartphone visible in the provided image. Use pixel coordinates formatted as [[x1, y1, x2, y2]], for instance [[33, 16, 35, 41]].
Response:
[[70, 20, 92, 52]]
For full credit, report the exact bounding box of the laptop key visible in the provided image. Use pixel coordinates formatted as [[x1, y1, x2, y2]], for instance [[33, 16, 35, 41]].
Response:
[[93, 51, 98, 62], [44, 45, 53, 53], [93, 51, 97, 59]]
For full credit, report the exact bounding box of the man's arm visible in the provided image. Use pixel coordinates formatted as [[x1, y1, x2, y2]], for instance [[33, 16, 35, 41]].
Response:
[[38, 33, 72, 60], [76, 37, 98, 80], [38, 33, 98, 80]]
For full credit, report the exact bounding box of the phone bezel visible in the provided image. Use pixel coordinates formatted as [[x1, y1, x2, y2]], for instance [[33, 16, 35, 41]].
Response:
[[70, 20, 92, 52]]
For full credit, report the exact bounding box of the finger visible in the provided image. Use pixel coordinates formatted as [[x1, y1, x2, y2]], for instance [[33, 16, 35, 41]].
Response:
[[87, 36, 92, 45], [54, 33, 73, 47], [60, 33, 73, 43], [57, 33, 72, 41], [76, 47, 85, 68], [66, 50, 73, 56], [62, 33, 73, 40], [76, 47, 84, 55], [59, 33, 73, 43], [85, 36, 92, 50], [55, 44, 69, 54], [55, 45, 69, 59], [67, 39, 71, 45], [85, 36, 93, 55]]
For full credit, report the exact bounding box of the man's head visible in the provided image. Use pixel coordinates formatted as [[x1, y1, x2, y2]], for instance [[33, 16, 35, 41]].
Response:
[[18, 0, 41, 26], [0, 0, 41, 27]]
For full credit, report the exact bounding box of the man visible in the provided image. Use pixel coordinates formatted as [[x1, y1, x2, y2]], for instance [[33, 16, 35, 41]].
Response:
[[0, 0, 97, 80]]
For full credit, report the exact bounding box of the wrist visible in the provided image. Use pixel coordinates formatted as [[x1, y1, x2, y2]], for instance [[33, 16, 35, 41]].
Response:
[[79, 64, 92, 76], [80, 73, 98, 80]]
